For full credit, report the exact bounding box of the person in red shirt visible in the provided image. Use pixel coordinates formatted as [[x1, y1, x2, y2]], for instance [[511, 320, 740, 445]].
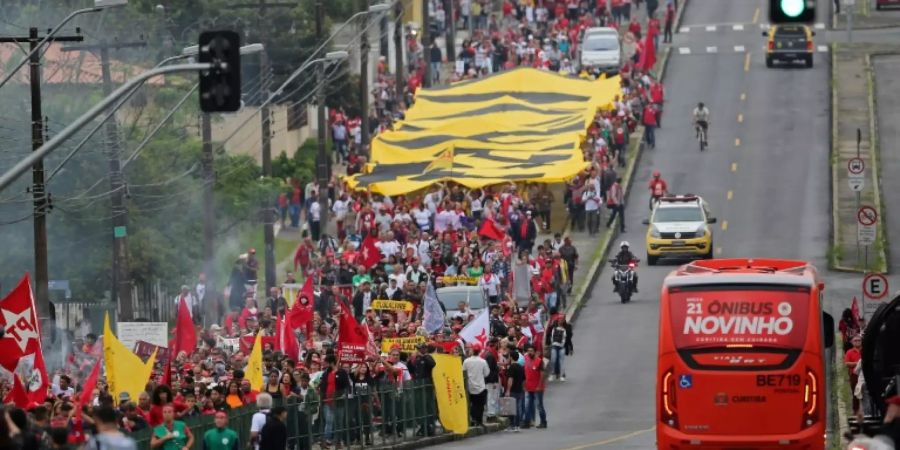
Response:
[[647, 170, 668, 209], [642, 103, 658, 149], [845, 334, 863, 414], [148, 384, 174, 427], [664, 3, 675, 43], [522, 345, 547, 429]]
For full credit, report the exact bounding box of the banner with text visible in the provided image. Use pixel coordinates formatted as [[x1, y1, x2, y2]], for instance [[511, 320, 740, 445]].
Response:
[[381, 336, 426, 353], [371, 300, 414, 312]]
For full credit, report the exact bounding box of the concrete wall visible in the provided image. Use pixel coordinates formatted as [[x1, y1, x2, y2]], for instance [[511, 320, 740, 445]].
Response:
[[210, 102, 318, 162]]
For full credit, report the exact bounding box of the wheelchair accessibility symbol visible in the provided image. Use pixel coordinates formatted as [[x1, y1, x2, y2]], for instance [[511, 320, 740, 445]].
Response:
[[679, 374, 693, 389]]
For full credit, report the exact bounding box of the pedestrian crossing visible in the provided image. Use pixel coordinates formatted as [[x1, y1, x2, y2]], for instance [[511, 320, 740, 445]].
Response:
[[676, 44, 830, 54], [679, 22, 826, 32]]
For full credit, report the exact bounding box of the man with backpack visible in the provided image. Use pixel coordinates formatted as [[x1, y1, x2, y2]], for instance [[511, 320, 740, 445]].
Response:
[[544, 316, 574, 381]]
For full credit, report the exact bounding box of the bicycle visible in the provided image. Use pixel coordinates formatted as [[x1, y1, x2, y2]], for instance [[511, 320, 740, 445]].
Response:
[[695, 121, 708, 151]]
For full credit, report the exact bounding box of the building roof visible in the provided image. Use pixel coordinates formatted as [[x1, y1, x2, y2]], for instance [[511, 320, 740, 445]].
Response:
[[0, 42, 164, 86]]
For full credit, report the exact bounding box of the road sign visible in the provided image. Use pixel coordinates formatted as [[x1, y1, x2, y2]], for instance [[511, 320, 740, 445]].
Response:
[[858, 206, 878, 226], [864, 273, 889, 300], [848, 158, 865, 191]]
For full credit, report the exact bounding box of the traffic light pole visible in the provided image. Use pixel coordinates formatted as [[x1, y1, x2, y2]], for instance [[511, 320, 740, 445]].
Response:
[[0, 28, 83, 322], [360, 0, 371, 152], [422, 0, 431, 88]]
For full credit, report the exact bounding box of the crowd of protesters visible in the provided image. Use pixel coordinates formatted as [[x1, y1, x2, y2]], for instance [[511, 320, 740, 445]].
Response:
[[0, 1, 668, 449]]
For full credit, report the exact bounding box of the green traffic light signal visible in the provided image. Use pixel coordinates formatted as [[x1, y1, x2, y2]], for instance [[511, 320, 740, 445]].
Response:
[[770, 0, 814, 23], [781, 0, 805, 17]]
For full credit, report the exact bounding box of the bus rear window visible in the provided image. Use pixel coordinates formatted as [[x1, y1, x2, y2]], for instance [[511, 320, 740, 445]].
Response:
[[669, 288, 809, 349]]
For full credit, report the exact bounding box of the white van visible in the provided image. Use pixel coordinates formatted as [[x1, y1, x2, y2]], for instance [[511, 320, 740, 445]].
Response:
[[578, 27, 621, 75]]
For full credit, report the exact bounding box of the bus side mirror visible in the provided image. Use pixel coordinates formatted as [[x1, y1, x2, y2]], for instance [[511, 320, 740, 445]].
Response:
[[822, 312, 835, 349], [761, 31, 768, 37], [642, 219, 650, 225], [707, 217, 717, 224]]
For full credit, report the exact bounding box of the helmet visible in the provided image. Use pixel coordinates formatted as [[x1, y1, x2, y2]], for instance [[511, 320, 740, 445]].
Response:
[[698, 102, 705, 109], [653, 170, 660, 178], [620, 241, 630, 249]]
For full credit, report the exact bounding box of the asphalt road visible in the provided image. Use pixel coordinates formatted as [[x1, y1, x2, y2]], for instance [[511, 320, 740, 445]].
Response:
[[873, 56, 900, 273], [441, 0, 854, 448]]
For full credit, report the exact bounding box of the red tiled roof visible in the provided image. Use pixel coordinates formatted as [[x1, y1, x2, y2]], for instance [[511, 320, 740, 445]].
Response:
[[0, 42, 164, 85]]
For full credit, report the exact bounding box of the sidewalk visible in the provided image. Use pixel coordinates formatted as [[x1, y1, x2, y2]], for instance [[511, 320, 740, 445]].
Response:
[[829, 43, 897, 273], [833, 0, 900, 29]]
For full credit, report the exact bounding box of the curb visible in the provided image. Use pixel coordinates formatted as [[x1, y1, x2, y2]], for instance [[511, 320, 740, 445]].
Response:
[[371, 421, 507, 450], [673, 0, 689, 33], [834, 336, 851, 447], [566, 46, 673, 325]]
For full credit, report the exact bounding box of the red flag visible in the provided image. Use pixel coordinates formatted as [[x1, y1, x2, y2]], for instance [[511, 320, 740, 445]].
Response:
[[4, 375, 28, 408], [173, 298, 197, 358], [337, 300, 369, 363], [478, 218, 507, 241], [638, 31, 657, 72], [851, 297, 861, 325], [276, 314, 301, 361], [289, 278, 314, 332], [161, 357, 173, 387], [501, 196, 512, 220], [80, 360, 102, 405], [0, 274, 49, 405], [358, 233, 382, 269]]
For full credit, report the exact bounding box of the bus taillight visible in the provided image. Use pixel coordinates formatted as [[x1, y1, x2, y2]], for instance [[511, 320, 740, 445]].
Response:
[[802, 368, 819, 428], [661, 367, 679, 428]]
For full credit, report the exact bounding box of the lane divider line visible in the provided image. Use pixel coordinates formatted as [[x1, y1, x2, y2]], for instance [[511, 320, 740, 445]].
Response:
[[705, 25, 717, 31], [753, 7, 760, 24], [737, 113, 743, 123], [734, 45, 745, 52], [740, 92, 746, 101], [679, 47, 691, 55], [716, 247, 723, 255], [735, 138, 741, 147], [707, 46, 718, 53], [722, 220, 729, 231], [555, 427, 656, 450], [731, 162, 738, 172], [727, 190, 734, 200], [733, 24, 744, 31], [744, 52, 751, 71]]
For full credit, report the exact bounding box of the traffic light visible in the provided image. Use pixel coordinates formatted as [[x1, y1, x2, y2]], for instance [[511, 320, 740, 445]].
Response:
[[198, 30, 242, 113], [769, 0, 815, 23]]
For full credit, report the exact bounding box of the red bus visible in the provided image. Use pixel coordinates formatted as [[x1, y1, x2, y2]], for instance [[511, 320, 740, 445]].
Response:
[[656, 259, 834, 449]]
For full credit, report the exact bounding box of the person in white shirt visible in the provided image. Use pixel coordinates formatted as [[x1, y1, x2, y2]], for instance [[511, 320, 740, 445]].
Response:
[[51, 374, 75, 398], [332, 194, 349, 236], [174, 285, 198, 319], [376, 232, 402, 259], [413, 204, 432, 232], [309, 198, 322, 241], [479, 266, 502, 305], [463, 343, 490, 427], [451, 301, 470, 320], [582, 184, 603, 236], [250, 393, 273, 450]]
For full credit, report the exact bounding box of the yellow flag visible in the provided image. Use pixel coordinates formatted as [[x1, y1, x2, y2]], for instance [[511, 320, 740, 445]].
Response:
[[424, 146, 454, 173], [431, 354, 469, 435], [244, 331, 264, 391], [103, 313, 157, 403]]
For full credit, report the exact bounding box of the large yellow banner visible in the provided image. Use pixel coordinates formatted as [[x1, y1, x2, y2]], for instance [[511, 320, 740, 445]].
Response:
[[431, 354, 469, 435]]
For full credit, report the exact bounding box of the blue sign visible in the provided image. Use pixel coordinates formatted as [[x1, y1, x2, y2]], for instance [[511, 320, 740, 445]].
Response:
[[679, 374, 693, 389]]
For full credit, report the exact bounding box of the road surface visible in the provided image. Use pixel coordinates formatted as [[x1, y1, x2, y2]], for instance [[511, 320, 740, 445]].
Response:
[[440, 0, 843, 448]]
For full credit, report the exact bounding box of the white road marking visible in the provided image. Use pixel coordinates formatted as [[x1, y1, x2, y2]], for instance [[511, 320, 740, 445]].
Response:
[[680, 26, 690, 32], [705, 25, 717, 31], [818, 45, 829, 52], [707, 46, 718, 53], [814, 23, 825, 29], [733, 24, 744, 31], [734, 45, 745, 52], [759, 23, 770, 30], [679, 47, 691, 54]]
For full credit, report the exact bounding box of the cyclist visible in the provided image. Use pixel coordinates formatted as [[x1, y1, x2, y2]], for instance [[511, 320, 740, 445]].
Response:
[[692, 102, 710, 141], [647, 170, 668, 210]]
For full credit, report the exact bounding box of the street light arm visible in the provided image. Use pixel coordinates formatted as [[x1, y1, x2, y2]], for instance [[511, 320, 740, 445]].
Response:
[[0, 63, 213, 192], [0, 7, 96, 91]]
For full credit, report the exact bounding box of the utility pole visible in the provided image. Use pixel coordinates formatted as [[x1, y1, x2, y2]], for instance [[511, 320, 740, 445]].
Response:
[[445, 0, 456, 62], [394, 0, 404, 109], [61, 39, 146, 321], [200, 113, 214, 310], [0, 28, 83, 322], [316, 0, 330, 230], [225, 0, 296, 292], [380, 9, 390, 58], [360, 0, 371, 152], [422, 0, 431, 88]]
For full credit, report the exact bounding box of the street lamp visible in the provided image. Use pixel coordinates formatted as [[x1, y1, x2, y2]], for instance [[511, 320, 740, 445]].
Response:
[[181, 42, 265, 57], [0, 0, 129, 91]]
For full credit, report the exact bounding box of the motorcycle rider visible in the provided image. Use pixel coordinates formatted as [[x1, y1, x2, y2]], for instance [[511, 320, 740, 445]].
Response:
[[611, 241, 638, 293], [648, 170, 668, 210]]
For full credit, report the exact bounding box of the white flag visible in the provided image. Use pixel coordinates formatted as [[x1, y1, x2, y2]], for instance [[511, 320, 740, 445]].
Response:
[[423, 284, 445, 334], [459, 309, 490, 345]]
